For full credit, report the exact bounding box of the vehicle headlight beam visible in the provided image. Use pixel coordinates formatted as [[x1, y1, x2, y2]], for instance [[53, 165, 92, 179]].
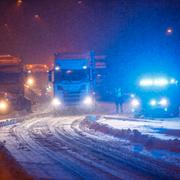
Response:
[[83, 96, 93, 106], [131, 98, 140, 107], [150, 99, 157, 106], [0, 101, 8, 112], [159, 98, 168, 106], [52, 98, 61, 106]]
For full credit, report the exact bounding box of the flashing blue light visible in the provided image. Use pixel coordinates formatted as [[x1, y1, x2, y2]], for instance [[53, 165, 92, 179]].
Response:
[[154, 78, 168, 86], [170, 78, 175, 84], [140, 79, 153, 86], [170, 78, 178, 84], [139, 78, 173, 87]]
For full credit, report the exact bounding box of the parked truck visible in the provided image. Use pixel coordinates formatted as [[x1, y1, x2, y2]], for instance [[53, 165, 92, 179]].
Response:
[[0, 55, 31, 114], [49, 52, 96, 111], [24, 64, 49, 103]]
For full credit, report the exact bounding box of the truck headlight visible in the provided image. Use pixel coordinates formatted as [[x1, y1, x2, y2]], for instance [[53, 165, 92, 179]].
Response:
[[131, 98, 140, 107], [150, 99, 157, 106], [159, 98, 168, 107], [83, 96, 93, 106], [52, 98, 61, 106], [0, 101, 8, 112], [26, 77, 35, 87]]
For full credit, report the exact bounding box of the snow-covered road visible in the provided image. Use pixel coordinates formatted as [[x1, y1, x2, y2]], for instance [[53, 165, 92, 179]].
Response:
[[0, 112, 179, 179]]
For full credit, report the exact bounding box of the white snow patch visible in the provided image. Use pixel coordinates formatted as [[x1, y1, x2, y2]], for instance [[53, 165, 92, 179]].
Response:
[[82, 116, 180, 167], [98, 116, 180, 140]]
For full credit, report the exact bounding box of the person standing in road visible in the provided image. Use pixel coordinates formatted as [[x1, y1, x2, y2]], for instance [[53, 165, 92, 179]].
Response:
[[114, 87, 123, 114]]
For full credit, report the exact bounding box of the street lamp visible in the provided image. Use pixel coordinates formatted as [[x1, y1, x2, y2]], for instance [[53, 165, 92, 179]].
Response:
[[17, 0, 22, 7], [166, 27, 173, 35], [34, 14, 41, 20]]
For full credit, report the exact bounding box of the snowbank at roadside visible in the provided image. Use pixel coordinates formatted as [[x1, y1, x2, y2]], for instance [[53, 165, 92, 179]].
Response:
[[100, 115, 180, 140], [81, 115, 180, 153]]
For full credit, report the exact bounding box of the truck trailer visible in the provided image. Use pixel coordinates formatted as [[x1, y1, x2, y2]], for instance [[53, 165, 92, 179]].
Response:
[[49, 52, 96, 111], [0, 55, 31, 114]]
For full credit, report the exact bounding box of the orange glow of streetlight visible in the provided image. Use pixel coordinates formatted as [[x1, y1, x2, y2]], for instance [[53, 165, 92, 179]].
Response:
[[17, 0, 23, 7]]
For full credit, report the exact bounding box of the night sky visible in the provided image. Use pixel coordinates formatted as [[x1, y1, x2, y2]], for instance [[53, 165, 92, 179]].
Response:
[[0, 0, 180, 84]]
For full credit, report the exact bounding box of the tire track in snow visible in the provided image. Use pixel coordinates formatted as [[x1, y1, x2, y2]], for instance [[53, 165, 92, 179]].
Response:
[[1, 114, 179, 179], [10, 117, 82, 179], [58, 118, 179, 179], [49, 118, 148, 179], [30, 117, 118, 180]]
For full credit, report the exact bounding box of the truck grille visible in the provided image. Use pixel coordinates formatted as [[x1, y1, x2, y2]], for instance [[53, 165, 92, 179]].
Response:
[[63, 91, 85, 105]]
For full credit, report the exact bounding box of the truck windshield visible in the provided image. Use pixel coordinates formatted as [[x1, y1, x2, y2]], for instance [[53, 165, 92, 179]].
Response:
[[0, 65, 22, 83], [54, 69, 89, 82], [0, 72, 21, 83]]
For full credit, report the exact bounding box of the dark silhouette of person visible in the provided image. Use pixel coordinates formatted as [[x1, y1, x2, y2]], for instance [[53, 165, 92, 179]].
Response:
[[114, 87, 123, 113]]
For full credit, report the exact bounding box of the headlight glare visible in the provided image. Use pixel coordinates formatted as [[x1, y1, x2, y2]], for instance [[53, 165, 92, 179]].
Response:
[[150, 99, 157, 106], [160, 98, 168, 106], [26, 77, 35, 86], [52, 98, 61, 106], [0, 101, 8, 112], [83, 96, 93, 105], [131, 98, 140, 107]]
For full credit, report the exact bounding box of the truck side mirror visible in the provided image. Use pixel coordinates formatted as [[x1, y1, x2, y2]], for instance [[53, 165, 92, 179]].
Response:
[[48, 70, 52, 82]]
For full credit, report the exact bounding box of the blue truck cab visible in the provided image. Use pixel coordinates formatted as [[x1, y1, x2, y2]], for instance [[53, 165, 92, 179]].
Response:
[[49, 52, 95, 110]]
